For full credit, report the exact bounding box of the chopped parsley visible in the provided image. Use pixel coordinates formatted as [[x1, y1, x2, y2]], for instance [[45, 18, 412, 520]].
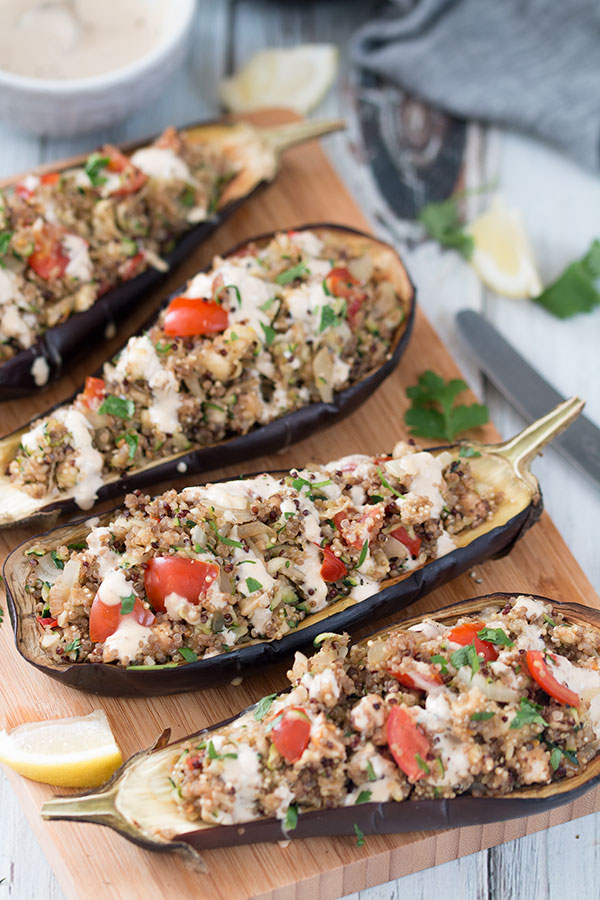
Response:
[[284, 803, 298, 831], [355, 790, 372, 804], [477, 626, 514, 647], [99, 394, 135, 420], [319, 303, 342, 332], [208, 520, 243, 549], [260, 322, 277, 345], [458, 446, 481, 458], [353, 823, 365, 847], [122, 432, 138, 459], [0, 231, 13, 261], [207, 740, 237, 760], [216, 283, 242, 307], [430, 654, 448, 675], [259, 297, 276, 312], [470, 711, 495, 721], [155, 341, 173, 355], [65, 637, 81, 658], [120, 593, 136, 615], [366, 760, 377, 782], [245, 577, 263, 594], [415, 753, 430, 774], [179, 647, 198, 663], [84, 153, 110, 187], [357, 539, 369, 568], [275, 261, 310, 285], [254, 693, 277, 721], [450, 641, 481, 677], [510, 698, 549, 731]]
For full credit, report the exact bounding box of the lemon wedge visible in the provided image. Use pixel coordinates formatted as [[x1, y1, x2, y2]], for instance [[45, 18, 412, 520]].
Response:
[[0, 709, 123, 788], [219, 44, 338, 115], [467, 194, 542, 298]]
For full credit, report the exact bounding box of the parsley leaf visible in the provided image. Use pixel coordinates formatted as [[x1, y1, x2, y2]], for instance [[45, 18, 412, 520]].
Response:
[[179, 647, 198, 663], [84, 153, 110, 187], [65, 637, 81, 657], [470, 711, 495, 721], [357, 539, 369, 568], [207, 740, 237, 760], [355, 790, 372, 804], [510, 698, 549, 731], [284, 804, 298, 831], [430, 654, 448, 675], [260, 322, 277, 345], [419, 195, 474, 259], [459, 446, 481, 458], [120, 593, 136, 615], [254, 693, 277, 721], [354, 823, 365, 847], [404, 370, 489, 441], [276, 262, 309, 285], [415, 753, 430, 774], [245, 577, 263, 593], [534, 240, 600, 319], [0, 230, 13, 259], [319, 303, 344, 332], [208, 520, 243, 549], [122, 432, 138, 459], [51, 550, 64, 570], [450, 641, 480, 677], [477, 626, 514, 647], [366, 760, 377, 782], [99, 394, 135, 420]]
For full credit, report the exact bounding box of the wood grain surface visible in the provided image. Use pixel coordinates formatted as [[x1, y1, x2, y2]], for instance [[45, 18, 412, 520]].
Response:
[[0, 108, 598, 900]]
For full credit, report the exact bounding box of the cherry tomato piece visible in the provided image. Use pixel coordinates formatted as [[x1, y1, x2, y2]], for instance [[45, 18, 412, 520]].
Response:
[[448, 621, 498, 663], [144, 557, 220, 612], [89, 596, 154, 643], [163, 296, 229, 337], [389, 526, 422, 558], [386, 705, 432, 781], [334, 505, 385, 550], [41, 172, 60, 185], [319, 545, 347, 582], [81, 376, 106, 410], [28, 228, 69, 280], [120, 251, 145, 281], [271, 708, 311, 763], [36, 616, 58, 628], [388, 661, 444, 691], [526, 650, 580, 707]]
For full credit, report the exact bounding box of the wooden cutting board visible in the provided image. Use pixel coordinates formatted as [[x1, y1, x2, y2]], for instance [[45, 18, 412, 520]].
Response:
[[1, 110, 598, 900]]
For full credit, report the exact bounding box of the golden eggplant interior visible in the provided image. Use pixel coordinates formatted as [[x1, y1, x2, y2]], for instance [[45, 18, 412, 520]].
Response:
[[41, 594, 600, 852], [8, 398, 583, 674], [0, 224, 413, 527]]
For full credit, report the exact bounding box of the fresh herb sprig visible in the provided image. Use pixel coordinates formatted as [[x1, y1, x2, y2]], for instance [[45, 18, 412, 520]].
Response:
[[404, 370, 489, 441]]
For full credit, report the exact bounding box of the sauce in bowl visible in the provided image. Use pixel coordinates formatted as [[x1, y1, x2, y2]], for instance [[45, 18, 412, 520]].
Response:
[[0, 0, 168, 80]]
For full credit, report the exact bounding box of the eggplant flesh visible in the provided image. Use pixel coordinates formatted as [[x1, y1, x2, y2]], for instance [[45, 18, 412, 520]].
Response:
[[0, 224, 415, 531], [0, 116, 344, 398], [40, 594, 600, 856], [5, 397, 582, 697]]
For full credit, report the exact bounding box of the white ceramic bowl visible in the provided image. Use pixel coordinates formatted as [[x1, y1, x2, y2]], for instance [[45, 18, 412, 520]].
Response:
[[0, 0, 196, 137]]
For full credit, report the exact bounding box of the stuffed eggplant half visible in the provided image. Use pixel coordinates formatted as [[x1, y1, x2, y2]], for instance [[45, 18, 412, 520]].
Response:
[[0, 224, 414, 529], [41, 593, 600, 855], [0, 116, 344, 397], [5, 397, 582, 696]]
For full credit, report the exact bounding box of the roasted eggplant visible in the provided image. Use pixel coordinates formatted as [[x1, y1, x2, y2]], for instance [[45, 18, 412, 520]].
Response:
[[0, 116, 344, 398], [5, 397, 582, 696], [40, 592, 600, 855], [0, 224, 415, 530]]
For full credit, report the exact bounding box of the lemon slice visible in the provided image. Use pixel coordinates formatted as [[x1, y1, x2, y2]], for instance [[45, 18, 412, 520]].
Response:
[[0, 710, 123, 788], [219, 45, 338, 115], [467, 194, 542, 298]]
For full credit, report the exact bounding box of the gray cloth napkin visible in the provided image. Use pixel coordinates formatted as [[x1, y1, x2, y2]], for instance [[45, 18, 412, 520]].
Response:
[[350, 0, 600, 170]]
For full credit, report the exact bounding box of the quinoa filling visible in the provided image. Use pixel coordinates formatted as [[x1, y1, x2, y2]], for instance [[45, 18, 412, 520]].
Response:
[[0, 126, 236, 363], [8, 228, 408, 509], [168, 595, 600, 827], [28, 443, 498, 666]]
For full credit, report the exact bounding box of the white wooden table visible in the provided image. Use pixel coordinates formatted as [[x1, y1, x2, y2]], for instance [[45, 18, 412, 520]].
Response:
[[1, 2, 599, 897]]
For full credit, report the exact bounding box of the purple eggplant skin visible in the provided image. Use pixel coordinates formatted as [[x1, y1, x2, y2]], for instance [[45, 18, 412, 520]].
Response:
[[0, 223, 416, 531], [41, 595, 600, 853], [5, 485, 539, 697]]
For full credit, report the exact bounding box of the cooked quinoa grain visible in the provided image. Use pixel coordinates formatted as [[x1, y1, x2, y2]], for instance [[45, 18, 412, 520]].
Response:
[[8, 228, 408, 509], [29, 443, 498, 666], [168, 595, 600, 826]]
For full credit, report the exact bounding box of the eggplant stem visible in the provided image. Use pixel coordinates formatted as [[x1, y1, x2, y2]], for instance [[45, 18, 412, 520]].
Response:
[[495, 396, 584, 475], [259, 118, 345, 154], [42, 786, 121, 825]]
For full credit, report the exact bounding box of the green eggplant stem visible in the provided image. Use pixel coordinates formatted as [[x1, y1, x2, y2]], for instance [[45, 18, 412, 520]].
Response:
[[495, 396, 584, 474], [259, 118, 346, 154], [42, 786, 120, 825]]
